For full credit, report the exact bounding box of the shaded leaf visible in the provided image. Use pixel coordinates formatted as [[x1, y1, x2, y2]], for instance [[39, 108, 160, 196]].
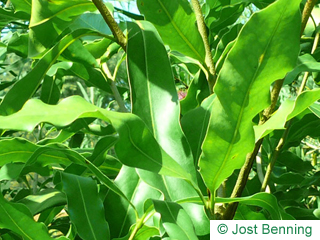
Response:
[[181, 94, 215, 164], [17, 189, 66, 215], [127, 20, 196, 182], [0, 194, 67, 240], [0, 96, 193, 183], [0, 29, 104, 115], [29, 0, 96, 56], [62, 173, 110, 240], [104, 166, 161, 238], [216, 192, 282, 219], [255, 89, 320, 140], [152, 200, 198, 240]]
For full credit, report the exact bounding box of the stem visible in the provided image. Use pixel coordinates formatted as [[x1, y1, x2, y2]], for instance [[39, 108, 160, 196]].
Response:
[[260, 122, 291, 192], [261, 26, 320, 192], [191, 0, 216, 93], [102, 63, 128, 112], [222, 138, 264, 219], [223, 0, 317, 219], [128, 208, 156, 240], [92, 0, 127, 51], [301, 0, 318, 36]]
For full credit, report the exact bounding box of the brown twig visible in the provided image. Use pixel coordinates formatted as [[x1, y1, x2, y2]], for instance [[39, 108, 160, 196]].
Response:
[[191, 0, 216, 93], [92, 0, 127, 51]]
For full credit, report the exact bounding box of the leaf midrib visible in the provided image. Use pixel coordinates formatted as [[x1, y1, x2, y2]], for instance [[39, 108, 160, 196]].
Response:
[[30, 3, 93, 27], [155, 0, 203, 61], [77, 178, 98, 240], [210, 3, 288, 190], [0, 202, 33, 240]]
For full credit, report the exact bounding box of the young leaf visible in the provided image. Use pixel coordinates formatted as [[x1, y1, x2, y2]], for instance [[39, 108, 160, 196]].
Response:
[[200, 0, 301, 193]]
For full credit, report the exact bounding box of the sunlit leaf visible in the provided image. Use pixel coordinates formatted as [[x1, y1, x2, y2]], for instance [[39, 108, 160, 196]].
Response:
[[200, 0, 301, 193], [137, 0, 205, 62]]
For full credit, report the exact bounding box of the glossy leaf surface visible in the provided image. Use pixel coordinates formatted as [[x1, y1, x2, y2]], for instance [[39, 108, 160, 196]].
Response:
[[200, 0, 301, 193], [62, 173, 110, 240], [137, 0, 205, 62]]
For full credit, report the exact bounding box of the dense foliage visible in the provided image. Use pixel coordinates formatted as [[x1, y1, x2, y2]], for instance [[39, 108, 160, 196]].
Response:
[[0, 0, 320, 239]]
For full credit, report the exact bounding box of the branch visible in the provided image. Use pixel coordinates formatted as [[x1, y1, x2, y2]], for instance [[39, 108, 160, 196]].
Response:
[[301, 0, 318, 36], [222, 0, 317, 220], [92, 0, 127, 51], [191, 0, 216, 93]]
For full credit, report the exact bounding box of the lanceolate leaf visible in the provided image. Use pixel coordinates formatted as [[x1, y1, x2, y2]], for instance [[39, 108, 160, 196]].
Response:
[[0, 194, 67, 240], [0, 29, 105, 116], [137, 0, 205, 62], [0, 137, 129, 204], [254, 89, 320, 140], [152, 200, 198, 240], [104, 166, 162, 238], [127, 21, 196, 182], [200, 0, 301, 193], [216, 192, 283, 220], [29, 0, 97, 55], [62, 173, 110, 240], [0, 96, 193, 183], [0, 138, 70, 167], [181, 94, 215, 164], [17, 189, 66, 215]]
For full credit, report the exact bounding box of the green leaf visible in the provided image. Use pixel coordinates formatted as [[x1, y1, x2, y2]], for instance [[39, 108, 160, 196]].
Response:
[[271, 172, 305, 185], [0, 8, 29, 30], [7, 33, 29, 58], [254, 89, 320, 140], [152, 200, 198, 240], [104, 166, 161, 238], [206, 3, 246, 34], [286, 111, 320, 147], [113, 225, 159, 240], [277, 151, 313, 174], [127, 21, 196, 182], [181, 94, 215, 164], [234, 204, 267, 220], [137, 0, 205, 62], [180, 70, 210, 115], [17, 189, 66, 215], [0, 29, 104, 115], [29, 0, 97, 56], [0, 96, 193, 183], [0, 138, 70, 167], [0, 194, 67, 240], [0, 137, 130, 208], [284, 54, 320, 85], [62, 173, 110, 240], [10, 0, 32, 14], [216, 192, 282, 220], [200, 0, 301, 193], [40, 76, 61, 104]]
